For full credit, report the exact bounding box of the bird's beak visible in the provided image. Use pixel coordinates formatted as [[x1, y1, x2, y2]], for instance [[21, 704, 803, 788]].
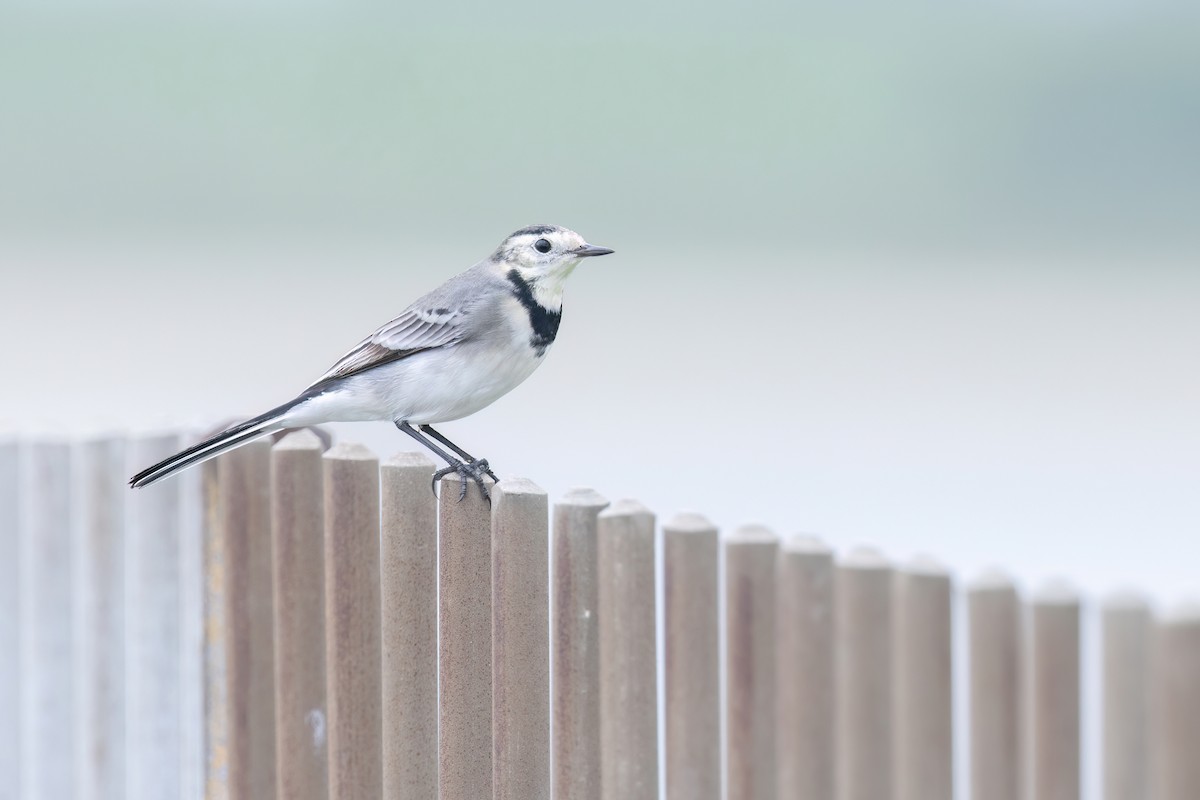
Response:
[[574, 243, 615, 257]]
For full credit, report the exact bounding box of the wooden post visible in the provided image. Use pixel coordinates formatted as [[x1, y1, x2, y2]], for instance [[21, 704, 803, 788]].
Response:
[[439, 474, 494, 799], [0, 440, 20, 796], [271, 431, 328, 800], [552, 488, 609, 800], [776, 535, 835, 799], [725, 525, 778, 800], [1029, 582, 1081, 800], [74, 438, 127, 800], [969, 571, 1022, 800], [202, 456, 230, 800], [492, 479, 551, 800], [597, 500, 658, 800], [323, 443, 382, 800], [178, 441, 207, 800], [663, 512, 720, 800], [128, 433, 185, 800], [895, 557, 953, 800], [836, 547, 894, 800], [1152, 605, 1200, 800], [381, 452, 437, 800], [21, 441, 75, 800], [1103, 592, 1152, 800], [219, 439, 276, 800]]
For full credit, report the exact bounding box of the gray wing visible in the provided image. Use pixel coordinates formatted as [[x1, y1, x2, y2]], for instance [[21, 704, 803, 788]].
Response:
[[304, 266, 493, 391]]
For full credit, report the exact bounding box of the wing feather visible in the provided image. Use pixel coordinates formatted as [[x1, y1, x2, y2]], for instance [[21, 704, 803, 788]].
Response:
[[306, 305, 470, 391]]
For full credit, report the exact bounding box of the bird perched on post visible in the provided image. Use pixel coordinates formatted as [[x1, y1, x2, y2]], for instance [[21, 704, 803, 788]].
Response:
[[130, 224, 614, 499]]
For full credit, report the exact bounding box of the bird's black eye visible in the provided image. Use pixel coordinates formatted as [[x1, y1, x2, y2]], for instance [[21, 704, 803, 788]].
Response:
[[534, 238, 552, 254]]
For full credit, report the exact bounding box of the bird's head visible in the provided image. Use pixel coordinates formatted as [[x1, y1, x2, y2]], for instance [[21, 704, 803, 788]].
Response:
[[490, 224, 614, 290]]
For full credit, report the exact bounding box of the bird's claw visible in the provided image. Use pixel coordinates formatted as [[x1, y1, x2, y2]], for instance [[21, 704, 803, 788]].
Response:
[[430, 458, 494, 502]]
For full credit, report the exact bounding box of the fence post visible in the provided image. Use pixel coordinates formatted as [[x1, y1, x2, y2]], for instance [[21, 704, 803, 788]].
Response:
[[968, 571, 1022, 800], [323, 443, 382, 800], [895, 557, 953, 800], [836, 547, 894, 800], [74, 437, 127, 800], [597, 500, 658, 800], [553, 488, 609, 800], [202, 456, 229, 800], [381, 453, 438, 800], [664, 512, 720, 800], [439, 474, 494, 799], [0, 440, 20, 797], [179, 441, 206, 800], [1152, 604, 1200, 800], [128, 433, 185, 800], [272, 431, 328, 800], [776, 535, 835, 799], [1029, 582, 1081, 800], [1102, 592, 1152, 800], [492, 478, 551, 800], [21, 441, 75, 800], [218, 439, 276, 800], [725, 525, 778, 800]]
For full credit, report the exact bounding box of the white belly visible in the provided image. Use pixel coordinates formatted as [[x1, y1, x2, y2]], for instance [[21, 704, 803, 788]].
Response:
[[287, 338, 548, 426]]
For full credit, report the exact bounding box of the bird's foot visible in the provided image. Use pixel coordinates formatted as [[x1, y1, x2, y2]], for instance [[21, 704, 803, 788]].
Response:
[[431, 458, 496, 502]]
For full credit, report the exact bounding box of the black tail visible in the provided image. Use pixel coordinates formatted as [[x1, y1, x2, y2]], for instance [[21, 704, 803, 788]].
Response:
[[129, 400, 297, 488]]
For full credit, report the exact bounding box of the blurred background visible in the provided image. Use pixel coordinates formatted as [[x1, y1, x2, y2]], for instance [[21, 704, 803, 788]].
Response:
[[3, 1, 1198, 795]]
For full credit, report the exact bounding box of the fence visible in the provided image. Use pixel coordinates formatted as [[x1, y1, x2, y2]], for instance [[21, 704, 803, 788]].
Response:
[[1, 430, 1198, 800]]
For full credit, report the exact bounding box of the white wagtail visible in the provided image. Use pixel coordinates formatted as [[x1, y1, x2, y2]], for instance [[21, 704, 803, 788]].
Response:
[[130, 224, 614, 499]]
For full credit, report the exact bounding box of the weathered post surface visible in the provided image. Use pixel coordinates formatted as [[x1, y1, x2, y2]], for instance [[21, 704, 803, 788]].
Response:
[[323, 443, 382, 800], [968, 570, 1022, 800], [492, 479, 551, 800], [1102, 592, 1152, 800], [381, 452, 437, 800], [218, 439, 276, 800], [1152, 604, 1200, 800], [439, 474, 495, 800], [0, 440, 20, 796], [75, 437, 127, 800], [597, 500, 658, 800], [664, 512, 721, 800], [895, 557, 953, 800], [776, 535, 835, 799], [836, 547, 894, 800], [271, 431, 328, 800], [201, 457, 229, 800], [552, 488, 609, 800], [725, 525, 779, 800], [178, 440, 207, 800], [21, 441, 75, 800], [128, 433, 184, 800], [1030, 581, 1081, 800]]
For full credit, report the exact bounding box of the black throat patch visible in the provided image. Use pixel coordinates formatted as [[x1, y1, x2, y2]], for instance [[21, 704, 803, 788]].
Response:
[[506, 269, 562, 356]]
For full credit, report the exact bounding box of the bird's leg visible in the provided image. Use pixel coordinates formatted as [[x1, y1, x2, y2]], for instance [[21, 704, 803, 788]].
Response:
[[395, 421, 492, 501], [419, 424, 499, 483]]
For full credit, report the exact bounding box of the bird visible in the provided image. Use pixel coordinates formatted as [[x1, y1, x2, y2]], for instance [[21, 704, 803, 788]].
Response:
[[129, 224, 614, 499]]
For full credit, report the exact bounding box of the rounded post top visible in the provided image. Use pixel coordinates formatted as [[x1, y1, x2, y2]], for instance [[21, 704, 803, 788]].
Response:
[[558, 487, 609, 509], [382, 450, 437, 469], [1032, 578, 1081, 607], [782, 534, 831, 555], [663, 511, 717, 535], [1163, 601, 1200, 626], [728, 523, 778, 545], [968, 568, 1017, 593], [903, 554, 950, 577], [599, 498, 654, 519], [273, 428, 325, 452], [839, 545, 891, 570], [1102, 589, 1152, 612], [323, 441, 378, 462], [494, 477, 546, 498]]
